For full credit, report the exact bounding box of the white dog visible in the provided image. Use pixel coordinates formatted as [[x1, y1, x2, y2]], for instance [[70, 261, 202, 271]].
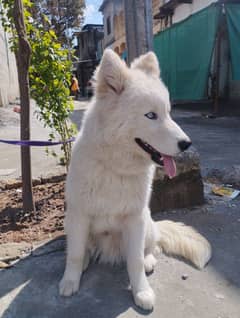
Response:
[[59, 50, 211, 310]]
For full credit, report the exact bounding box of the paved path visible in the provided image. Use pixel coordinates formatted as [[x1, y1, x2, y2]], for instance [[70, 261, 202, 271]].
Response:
[[173, 109, 240, 176], [0, 101, 239, 180], [0, 196, 240, 318], [0, 101, 240, 317], [0, 101, 88, 180]]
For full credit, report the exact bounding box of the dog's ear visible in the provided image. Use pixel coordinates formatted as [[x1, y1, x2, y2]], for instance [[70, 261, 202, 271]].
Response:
[[94, 49, 129, 95], [131, 51, 160, 78]]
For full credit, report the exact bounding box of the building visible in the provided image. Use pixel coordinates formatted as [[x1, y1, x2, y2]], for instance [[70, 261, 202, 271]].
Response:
[[154, 0, 218, 27], [74, 24, 104, 96], [99, 0, 165, 57], [99, 0, 126, 57], [0, 22, 19, 107], [153, 0, 240, 102], [99, 0, 207, 55], [99, 0, 240, 104]]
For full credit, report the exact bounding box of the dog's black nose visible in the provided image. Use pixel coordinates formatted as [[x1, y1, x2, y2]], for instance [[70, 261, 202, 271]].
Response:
[[178, 140, 192, 152]]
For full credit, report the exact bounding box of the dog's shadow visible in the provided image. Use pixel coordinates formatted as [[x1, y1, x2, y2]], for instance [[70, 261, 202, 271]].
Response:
[[0, 238, 150, 318]]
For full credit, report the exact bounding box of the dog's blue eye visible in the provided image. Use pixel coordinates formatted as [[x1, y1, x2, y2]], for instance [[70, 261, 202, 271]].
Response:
[[145, 112, 158, 120]]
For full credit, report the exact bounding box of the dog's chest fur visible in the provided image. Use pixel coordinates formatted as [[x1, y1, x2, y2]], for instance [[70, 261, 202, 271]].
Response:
[[93, 172, 152, 215], [67, 157, 154, 264]]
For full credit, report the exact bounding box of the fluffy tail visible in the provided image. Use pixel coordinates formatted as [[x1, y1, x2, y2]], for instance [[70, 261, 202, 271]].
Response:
[[156, 221, 212, 269]]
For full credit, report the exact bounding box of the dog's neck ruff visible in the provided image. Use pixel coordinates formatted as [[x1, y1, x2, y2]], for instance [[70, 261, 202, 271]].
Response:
[[135, 138, 176, 179]]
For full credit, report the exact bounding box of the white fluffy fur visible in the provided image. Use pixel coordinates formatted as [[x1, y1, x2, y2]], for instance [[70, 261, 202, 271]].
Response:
[[59, 50, 212, 310]]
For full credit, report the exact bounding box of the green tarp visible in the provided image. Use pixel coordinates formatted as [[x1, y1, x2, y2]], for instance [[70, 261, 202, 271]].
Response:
[[154, 4, 220, 101], [226, 4, 240, 81]]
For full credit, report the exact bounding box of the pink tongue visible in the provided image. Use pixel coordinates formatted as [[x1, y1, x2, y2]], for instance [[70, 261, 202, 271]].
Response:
[[163, 155, 176, 179]]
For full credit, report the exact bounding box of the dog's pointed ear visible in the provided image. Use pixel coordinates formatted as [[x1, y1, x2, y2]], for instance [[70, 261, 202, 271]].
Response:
[[131, 51, 160, 78], [94, 49, 129, 95]]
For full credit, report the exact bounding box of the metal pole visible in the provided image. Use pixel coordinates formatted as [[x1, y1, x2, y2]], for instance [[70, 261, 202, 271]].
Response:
[[123, 0, 153, 63]]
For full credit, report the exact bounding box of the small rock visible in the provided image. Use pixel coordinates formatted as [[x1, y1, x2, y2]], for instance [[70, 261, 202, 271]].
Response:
[[215, 293, 225, 300], [4, 179, 22, 190], [181, 274, 188, 280], [0, 261, 11, 269], [0, 242, 31, 262]]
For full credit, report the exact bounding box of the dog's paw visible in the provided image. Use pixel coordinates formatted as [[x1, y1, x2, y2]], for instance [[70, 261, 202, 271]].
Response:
[[144, 254, 157, 273], [59, 278, 79, 297], [134, 288, 155, 311]]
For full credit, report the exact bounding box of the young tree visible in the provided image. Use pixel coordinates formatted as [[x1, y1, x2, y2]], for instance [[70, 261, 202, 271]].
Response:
[[13, 0, 35, 212], [1, 0, 77, 212]]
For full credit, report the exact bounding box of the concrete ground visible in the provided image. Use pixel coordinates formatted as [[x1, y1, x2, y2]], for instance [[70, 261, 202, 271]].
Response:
[[172, 108, 240, 176], [0, 100, 88, 180], [0, 195, 240, 318], [0, 101, 240, 317]]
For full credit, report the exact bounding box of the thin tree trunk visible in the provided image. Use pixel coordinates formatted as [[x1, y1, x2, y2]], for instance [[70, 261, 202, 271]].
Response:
[[13, 0, 35, 212]]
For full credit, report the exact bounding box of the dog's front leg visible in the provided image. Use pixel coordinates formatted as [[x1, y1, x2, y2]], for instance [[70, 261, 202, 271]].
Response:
[[59, 214, 89, 297], [123, 215, 155, 310]]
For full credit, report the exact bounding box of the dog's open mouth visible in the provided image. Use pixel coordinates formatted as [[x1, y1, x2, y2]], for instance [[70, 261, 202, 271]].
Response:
[[135, 138, 176, 178]]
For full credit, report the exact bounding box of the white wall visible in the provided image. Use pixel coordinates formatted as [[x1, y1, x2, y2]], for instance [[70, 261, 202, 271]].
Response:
[[102, 1, 115, 47], [173, 0, 218, 23], [0, 22, 19, 107]]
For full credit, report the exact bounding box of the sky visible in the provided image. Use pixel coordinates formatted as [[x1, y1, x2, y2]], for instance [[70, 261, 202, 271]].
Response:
[[84, 0, 103, 25]]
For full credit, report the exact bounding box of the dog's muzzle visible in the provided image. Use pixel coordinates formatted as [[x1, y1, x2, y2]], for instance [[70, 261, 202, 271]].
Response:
[[135, 138, 164, 166], [135, 138, 177, 178]]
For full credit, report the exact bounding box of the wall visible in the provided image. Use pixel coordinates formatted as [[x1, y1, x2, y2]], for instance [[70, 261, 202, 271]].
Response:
[[153, 0, 164, 34], [101, 0, 164, 54], [100, 0, 219, 49], [0, 22, 19, 107], [99, 0, 240, 101], [173, 0, 218, 23], [113, 10, 126, 55], [102, 1, 115, 47], [78, 30, 96, 60]]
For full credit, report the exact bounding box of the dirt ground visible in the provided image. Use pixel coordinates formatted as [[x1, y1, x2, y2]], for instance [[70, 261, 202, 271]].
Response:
[[0, 175, 233, 245], [0, 181, 65, 244]]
